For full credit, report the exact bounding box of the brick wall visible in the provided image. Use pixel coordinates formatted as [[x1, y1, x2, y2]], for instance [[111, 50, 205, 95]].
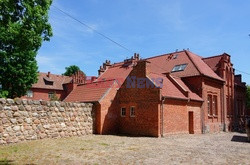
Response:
[[117, 61, 161, 137], [163, 99, 189, 135], [0, 98, 93, 144], [97, 82, 119, 134], [202, 78, 224, 133], [22, 88, 66, 101]]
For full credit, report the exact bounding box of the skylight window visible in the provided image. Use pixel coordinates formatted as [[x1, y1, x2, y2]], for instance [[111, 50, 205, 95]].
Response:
[[172, 64, 187, 72]]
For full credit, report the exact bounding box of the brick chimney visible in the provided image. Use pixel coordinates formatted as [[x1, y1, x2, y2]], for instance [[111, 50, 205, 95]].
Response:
[[103, 60, 111, 70], [98, 60, 112, 76], [123, 53, 140, 67], [47, 71, 50, 78]]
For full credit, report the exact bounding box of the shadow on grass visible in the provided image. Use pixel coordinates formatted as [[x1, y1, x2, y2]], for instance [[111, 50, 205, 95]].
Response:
[[0, 159, 14, 165], [231, 135, 249, 143]]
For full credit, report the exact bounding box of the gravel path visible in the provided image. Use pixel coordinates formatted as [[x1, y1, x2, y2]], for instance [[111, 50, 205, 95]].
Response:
[[0, 132, 249, 164]]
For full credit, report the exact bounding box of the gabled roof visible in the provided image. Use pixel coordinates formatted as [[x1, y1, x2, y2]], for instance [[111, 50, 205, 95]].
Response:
[[148, 73, 203, 102], [97, 63, 133, 86], [32, 72, 72, 90], [202, 55, 224, 72], [186, 51, 224, 81], [145, 50, 223, 81], [64, 79, 115, 102]]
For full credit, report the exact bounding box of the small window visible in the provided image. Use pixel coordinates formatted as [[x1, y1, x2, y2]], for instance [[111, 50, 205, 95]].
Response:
[[172, 64, 187, 72], [26, 90, 33, 98], [121, 107, 126, 117], [130, 106, 135, 117], [48, 92, 54, 99]]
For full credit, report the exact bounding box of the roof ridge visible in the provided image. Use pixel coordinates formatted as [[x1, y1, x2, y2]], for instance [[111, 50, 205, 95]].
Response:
[[185, 50, 202, 75], [202, 54, 224, 60], [77, 79, 115, 86], [167, 74, 189, 97], [145, 50, 186, 61], [186, 51, 224, 82]]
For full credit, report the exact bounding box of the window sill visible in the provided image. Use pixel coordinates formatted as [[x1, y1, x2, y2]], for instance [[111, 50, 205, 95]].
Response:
[[213, 115, 218, 118]]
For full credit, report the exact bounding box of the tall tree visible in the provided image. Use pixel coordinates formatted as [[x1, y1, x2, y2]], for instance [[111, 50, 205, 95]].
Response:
[[0, 0, 53, 98], [63, 65, 85, 76]]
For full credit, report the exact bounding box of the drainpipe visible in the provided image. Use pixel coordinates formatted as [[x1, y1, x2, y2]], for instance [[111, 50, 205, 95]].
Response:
[[161, 96, 166, 137]]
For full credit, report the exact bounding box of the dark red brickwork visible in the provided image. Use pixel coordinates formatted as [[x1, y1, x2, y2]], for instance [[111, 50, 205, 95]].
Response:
[[26, 51, 246, 137]]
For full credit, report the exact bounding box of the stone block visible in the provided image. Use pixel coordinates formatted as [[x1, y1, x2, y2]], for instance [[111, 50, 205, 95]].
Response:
[[6, 99, 14, 104], [15, 98, 22, 105], [13, 126, 20, 131], [0, 98, 6, 104], [13, 112, 20, 117], [10, 118, 17, 124]]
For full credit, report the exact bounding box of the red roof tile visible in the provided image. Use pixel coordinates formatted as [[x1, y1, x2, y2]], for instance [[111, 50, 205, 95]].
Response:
[[145, 50, 223, 81], [202, 55, 223, 72], [186, 51, 223, 81], [148, 73, 203, 101], [32, 72, 72, 90], [97, 64, 133, 86], [64, 80, 115, 102]]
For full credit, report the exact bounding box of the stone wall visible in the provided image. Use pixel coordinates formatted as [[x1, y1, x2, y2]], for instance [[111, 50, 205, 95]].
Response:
[[0, 98, 94, 144]]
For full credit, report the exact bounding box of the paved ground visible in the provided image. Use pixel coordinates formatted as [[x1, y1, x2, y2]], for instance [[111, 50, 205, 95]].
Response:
[[0, 132, 249, 164]]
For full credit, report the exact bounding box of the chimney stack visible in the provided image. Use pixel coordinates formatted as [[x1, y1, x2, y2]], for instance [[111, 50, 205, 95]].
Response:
[[47, 71, 50, 78]]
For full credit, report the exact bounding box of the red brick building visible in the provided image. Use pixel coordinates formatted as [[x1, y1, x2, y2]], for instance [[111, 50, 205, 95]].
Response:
[[65, 50, 246, 137], [22, 71, 93, 101]]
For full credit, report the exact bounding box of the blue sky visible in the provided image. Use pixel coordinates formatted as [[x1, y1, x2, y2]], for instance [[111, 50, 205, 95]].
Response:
[[37, 0, 250, 84]]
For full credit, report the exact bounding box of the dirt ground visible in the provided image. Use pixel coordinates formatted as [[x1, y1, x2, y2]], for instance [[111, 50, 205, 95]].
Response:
[[0, 132, 249, 165]]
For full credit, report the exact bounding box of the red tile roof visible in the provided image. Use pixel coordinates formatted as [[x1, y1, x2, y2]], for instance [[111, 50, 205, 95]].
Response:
[[186, 51, 224, 81], [148, 73, 203, 101], [64, 80, 115, 102], [202, 55, 223, 72], [32, 72, 72, 90], [146, 50, 223, 81], [97, 63, 133, 86]]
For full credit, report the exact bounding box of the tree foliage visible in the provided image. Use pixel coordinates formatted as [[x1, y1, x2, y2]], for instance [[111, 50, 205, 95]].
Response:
[[63, 65, 85, 76], [246, 85, 250, 109], [0, 0, 53, 98]]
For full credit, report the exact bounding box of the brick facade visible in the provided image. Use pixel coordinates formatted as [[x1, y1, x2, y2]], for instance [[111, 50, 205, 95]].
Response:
[[65, 50, 246, 137]]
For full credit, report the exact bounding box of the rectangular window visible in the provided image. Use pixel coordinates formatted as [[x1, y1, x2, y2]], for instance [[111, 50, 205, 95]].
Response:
[[48, 92, 54, 99], [212, 96, 218, 116], [171, 64, 187, 72], [121, 107, 126, 117], [207, 95, 212, 116], [130, 106, 135, 117], [26, 90, 33, 98]]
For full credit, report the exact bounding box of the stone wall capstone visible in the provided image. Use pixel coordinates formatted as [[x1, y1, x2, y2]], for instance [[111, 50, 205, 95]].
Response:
[[0, 98, 94, 144]]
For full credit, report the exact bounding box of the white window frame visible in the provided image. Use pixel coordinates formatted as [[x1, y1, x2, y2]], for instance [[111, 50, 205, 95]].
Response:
[[130, 106, 135, 117], [121, 107, 126, 117]]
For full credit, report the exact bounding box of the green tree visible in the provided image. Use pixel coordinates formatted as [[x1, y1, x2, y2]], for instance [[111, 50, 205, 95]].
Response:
[[246, 85, 250, 109], [0, 0, 53, 98], [63, 65, 85, 76]]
